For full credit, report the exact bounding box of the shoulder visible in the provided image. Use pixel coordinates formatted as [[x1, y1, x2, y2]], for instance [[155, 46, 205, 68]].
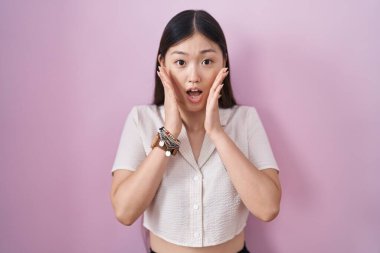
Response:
[[126, 105, 164, 132], [220, 105, 260, 127], [131, 104, 158, 113], [230, 105, 259, 120], [235, 105, 258, 114], [128, 104, 161, 120]]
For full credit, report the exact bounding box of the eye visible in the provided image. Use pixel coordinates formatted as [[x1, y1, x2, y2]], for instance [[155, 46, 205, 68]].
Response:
[[202, 59, 213, 65], [175, 60, 186, 66]]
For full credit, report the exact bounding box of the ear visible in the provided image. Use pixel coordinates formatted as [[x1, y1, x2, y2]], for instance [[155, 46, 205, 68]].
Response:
[[157, 54, 165, 67]]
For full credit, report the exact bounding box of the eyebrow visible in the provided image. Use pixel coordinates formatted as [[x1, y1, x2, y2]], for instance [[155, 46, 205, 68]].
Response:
[[170, 49, 217, 55]]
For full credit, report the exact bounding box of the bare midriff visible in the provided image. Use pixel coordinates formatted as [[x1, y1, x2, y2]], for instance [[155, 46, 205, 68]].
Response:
[[149, 230, 245, 253]]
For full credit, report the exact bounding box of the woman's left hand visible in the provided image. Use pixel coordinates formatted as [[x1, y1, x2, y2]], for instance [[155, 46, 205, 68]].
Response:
[[204, 67, 229, 138]]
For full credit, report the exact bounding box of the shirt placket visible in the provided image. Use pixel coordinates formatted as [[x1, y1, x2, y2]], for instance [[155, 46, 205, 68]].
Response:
[[190, 168, 203, 246]]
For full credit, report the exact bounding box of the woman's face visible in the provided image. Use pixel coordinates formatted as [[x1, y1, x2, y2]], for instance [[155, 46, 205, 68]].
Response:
[[159, 32, 226, 112]]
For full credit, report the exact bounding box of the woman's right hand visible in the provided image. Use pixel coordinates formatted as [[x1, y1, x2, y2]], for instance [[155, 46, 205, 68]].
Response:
[[157, 66, 182, 138]]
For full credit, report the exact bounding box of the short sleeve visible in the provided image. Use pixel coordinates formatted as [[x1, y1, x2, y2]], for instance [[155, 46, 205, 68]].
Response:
[[248, 108, 280, 172], [111, 106, 146, 176]]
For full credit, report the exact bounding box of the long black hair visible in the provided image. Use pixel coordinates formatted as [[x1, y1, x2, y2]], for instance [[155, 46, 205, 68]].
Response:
[[153, 10, 237, 108]]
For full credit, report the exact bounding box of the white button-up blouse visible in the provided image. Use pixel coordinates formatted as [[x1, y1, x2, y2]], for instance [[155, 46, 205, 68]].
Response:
[[111, 104, 279, 247]]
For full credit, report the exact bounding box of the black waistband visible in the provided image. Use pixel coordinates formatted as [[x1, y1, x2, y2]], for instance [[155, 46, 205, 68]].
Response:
[[150, 242, 250, 253]]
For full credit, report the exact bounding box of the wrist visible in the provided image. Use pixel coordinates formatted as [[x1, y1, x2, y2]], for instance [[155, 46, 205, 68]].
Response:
[[207, 127, 225, 141], [164, 124, 180, 138], [151, 126, 181, 157]]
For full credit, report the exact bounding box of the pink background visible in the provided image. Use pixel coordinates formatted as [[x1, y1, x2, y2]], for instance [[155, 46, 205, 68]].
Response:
[[1, 0, 379, 252]]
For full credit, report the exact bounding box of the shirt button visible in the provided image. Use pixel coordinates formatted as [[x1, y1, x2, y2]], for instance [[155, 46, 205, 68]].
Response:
[[194, 232, 199, 238], [193, 204, 199, 210]]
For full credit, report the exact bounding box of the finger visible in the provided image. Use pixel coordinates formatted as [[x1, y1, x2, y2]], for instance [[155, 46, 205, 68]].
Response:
[[159, 66, 174, 89], [158, 67, 179, 100], [209, 84, 224, 105], [157, 67, 166, 84], [210, 68, 228, 94], [157, 66, 169, 86], [207, 81, 223, 106], [158, 67, 175, 94], [214, 83, 224, 99]]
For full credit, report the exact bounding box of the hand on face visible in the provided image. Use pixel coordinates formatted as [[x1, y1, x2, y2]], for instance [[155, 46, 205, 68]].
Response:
[[157, 65, 229, 138], [204, 67, 229, 137], [157, 66, 182, 138]]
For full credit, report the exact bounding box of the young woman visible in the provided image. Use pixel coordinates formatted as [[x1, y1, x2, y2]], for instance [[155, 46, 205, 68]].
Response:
[[110, 10, 281, 253]]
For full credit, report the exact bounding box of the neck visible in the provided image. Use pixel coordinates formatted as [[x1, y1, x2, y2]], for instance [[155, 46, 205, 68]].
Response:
[[179, 108, 206, 133]]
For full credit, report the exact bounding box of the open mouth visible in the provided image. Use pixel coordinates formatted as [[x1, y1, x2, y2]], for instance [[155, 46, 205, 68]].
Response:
[[186, 87, 203, 103], [186, 88, 203, 96]]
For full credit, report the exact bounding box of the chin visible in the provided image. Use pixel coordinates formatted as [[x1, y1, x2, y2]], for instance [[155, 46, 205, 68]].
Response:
[[183, 101, 206, 113]]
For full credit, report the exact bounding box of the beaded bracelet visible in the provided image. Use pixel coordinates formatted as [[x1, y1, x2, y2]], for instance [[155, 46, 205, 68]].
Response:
[[151, 126, 181, 156], [159, 127, 180, 145]]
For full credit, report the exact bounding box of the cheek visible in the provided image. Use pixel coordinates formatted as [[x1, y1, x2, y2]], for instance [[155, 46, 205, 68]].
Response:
[[167, 69, 184, 86], [204, 71, 219, 86], [171, 73, 185, 87]]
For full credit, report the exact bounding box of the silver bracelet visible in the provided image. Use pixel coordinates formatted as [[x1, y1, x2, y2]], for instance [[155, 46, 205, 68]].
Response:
[[158, 127, 180, 156]]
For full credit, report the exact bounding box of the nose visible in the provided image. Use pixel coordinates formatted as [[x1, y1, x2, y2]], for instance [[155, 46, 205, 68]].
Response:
[[187, 66, 200, 84]]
